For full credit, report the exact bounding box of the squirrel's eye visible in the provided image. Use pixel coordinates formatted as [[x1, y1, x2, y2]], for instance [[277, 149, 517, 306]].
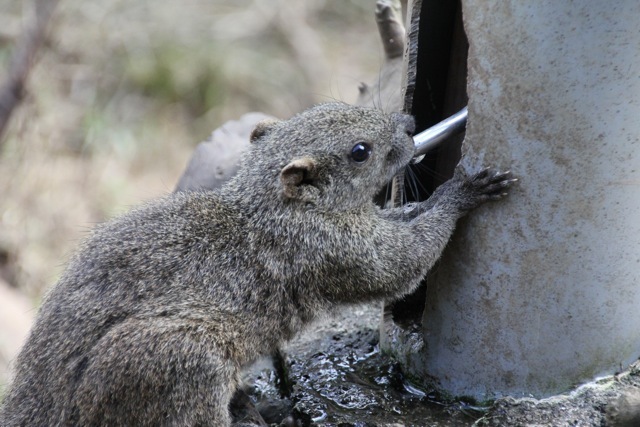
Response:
[[350, 142, 371, 163]]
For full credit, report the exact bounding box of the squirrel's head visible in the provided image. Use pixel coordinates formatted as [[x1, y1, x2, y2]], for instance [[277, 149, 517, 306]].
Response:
[[244, 103, 415, 210]]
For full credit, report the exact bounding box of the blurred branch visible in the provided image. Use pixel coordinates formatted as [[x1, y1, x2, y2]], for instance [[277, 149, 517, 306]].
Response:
[[0, 0, 59, 146], [376, 0, 406, 59], [356, 0, 405, 112]]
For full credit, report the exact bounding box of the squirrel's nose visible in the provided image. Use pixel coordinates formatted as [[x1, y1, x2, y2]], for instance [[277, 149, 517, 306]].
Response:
[[391, 113, 416, 137]]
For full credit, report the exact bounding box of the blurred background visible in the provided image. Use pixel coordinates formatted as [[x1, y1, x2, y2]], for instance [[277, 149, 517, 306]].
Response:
[[0, 0, 384, 390]]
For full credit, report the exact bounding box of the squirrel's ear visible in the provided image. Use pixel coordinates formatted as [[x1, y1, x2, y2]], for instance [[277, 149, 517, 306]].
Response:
[[280, 157, 319, 201], [250, 119, 280, 143]]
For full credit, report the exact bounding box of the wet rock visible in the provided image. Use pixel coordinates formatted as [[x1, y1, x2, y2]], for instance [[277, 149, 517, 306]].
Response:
[[229, 388, 268, 426], [239, 358, 293, 425], [256, 398, 294, 425], [246, 304, 479, 426]]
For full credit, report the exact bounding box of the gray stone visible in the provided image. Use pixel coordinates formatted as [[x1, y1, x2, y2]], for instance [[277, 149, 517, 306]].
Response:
[[175, 112, 275, 192]]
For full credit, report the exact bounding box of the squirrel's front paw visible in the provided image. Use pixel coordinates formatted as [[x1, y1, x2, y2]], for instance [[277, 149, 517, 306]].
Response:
[[453, 167, 516, 213]]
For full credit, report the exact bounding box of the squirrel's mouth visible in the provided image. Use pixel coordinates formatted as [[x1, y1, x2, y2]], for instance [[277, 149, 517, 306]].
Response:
[[385, 146, 413, 180]]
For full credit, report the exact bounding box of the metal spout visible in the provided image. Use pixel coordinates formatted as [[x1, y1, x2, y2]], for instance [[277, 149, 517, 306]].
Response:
[[412, 106, 468, 161]]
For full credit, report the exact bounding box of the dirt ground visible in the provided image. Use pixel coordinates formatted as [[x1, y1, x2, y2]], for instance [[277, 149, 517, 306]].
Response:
[[0, 0, 385, 393]]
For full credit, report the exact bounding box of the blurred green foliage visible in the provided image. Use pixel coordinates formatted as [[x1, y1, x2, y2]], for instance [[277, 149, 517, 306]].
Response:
[[125, 42, 226, 117]]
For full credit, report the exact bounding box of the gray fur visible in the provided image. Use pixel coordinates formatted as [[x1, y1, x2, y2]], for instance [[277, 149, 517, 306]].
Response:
[[0, 103, 512, 426]]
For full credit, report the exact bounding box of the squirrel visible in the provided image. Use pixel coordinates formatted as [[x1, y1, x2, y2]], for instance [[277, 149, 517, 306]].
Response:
[[0, 102, 514, 426]]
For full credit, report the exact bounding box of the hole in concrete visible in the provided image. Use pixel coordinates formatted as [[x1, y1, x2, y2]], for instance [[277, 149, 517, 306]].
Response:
[[387, 0, 469, 328]]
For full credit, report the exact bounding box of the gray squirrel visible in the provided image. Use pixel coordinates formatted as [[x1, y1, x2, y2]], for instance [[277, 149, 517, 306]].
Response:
[[0, 103, 514, 426]]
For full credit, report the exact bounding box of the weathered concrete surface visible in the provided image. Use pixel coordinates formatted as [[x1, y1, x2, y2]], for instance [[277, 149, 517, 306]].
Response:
[[478, 365, 640, 427], [411, 1, 640, 399]]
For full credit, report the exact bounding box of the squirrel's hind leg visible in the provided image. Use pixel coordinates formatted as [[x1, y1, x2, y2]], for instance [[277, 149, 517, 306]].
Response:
[[72, 318, 238, 426]]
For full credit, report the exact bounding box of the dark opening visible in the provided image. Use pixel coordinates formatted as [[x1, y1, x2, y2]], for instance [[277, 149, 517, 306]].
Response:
[[388, 0, 469, 328]]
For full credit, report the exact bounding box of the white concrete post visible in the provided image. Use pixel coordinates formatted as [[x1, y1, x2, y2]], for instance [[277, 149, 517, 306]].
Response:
[[416, 1, 640, 399]]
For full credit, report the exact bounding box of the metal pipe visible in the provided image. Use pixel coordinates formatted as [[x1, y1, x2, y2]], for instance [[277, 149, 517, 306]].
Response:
[[412, 106, 468, 158]]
